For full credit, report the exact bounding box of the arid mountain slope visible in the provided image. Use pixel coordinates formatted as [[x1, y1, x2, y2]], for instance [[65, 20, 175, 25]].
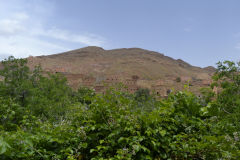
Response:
[[27, 46, 215, 95]]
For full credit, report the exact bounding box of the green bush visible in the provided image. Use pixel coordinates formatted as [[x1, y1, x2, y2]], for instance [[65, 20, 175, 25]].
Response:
[[1, 57, 240, 159]]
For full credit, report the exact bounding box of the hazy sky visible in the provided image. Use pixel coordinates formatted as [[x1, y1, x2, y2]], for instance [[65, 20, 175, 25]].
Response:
[[0, 0, 240, 67]]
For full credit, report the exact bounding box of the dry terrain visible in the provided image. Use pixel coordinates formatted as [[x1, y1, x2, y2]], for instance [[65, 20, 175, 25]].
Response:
[[26, 46, 215, 96]]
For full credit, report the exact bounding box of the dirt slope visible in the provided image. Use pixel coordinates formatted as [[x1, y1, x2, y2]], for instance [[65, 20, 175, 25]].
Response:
[[27, 46, 215, 95]]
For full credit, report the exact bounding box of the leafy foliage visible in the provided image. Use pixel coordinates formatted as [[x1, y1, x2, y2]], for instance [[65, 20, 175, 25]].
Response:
[[1, 58, 240, 159]]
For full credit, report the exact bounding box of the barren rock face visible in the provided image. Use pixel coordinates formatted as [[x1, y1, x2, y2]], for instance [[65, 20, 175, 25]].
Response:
[[26, 46, 215, 94]]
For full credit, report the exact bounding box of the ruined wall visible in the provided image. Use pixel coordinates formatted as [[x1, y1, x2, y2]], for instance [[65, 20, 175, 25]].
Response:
[[202, 79, 212, 86], [105, 75, 121, 84], [180, 76, 192, 82], [152, 85, 167, 97], [27, 60, 214, 96], [164, 79, 174, 85], [82, 77, 96, 87], [94, 85, 105, 93], [125, 85, 139, 93], [124, 79, 137, 85]]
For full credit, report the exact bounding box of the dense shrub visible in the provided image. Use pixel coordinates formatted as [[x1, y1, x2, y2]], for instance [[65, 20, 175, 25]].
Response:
[[1, 58, 240, 159]]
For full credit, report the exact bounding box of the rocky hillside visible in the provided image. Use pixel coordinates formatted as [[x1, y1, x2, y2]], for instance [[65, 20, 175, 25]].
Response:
[[26, 46, 215, 96]]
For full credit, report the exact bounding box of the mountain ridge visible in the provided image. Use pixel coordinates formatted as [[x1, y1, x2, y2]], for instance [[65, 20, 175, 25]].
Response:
[[27, 46, 215, 95]]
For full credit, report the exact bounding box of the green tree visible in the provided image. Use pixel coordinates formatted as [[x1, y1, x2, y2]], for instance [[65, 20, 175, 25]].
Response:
[[0, 56, 32, 105], [0, 56, 73, 120], [74, 87, 96, 104], [135, 88, 150, 102], [210, 61, 240, 116]]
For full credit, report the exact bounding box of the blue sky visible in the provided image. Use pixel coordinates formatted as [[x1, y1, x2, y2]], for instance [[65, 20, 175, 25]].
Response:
[[0, 0, 240, 67]]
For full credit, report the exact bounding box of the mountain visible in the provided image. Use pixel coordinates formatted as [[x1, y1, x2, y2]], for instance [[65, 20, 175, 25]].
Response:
[[27, 46, 215, 96]]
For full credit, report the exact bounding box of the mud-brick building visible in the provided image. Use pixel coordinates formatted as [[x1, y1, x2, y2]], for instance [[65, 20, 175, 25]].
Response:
[[124, 75, 139, 85], [126, 85, 139, 93], [54, 67, 68, 73], [152, 82, 168, 97], [82, 77, 96, 87], [123, 76, 139, 93], [151, 80, 165, 96], [44, 68, 53, 72], [131, 75, 139, 81], [180, 76, 192, 82], [202, 79, 212, 86], [124, 79, 137, 85], [164, 79, 174, 85], [94, 85, 105, 93], [64, 73, 85, 81], [105, 75, 121, 84], [155, 80, 164, 86]]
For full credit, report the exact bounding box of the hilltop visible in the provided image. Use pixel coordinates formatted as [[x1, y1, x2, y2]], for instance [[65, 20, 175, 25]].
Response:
[[27, 46, 215, 96]]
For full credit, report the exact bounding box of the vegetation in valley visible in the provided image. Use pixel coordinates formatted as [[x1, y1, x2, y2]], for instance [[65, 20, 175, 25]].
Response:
[[1, 57, 240, 159]]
